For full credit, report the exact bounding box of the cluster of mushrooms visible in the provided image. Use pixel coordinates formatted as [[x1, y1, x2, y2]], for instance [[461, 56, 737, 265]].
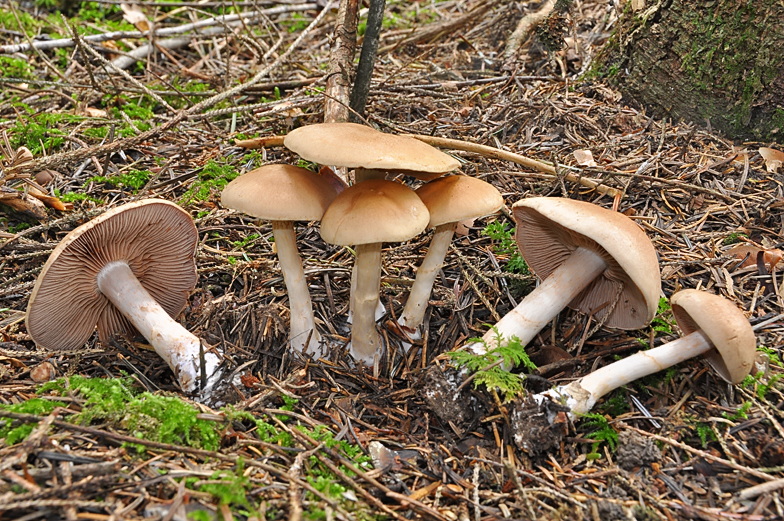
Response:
[[24, 123, 757, 414]]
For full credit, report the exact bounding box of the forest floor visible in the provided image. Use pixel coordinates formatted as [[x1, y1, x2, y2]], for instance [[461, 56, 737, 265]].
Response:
[[1, 0, 784, 519]]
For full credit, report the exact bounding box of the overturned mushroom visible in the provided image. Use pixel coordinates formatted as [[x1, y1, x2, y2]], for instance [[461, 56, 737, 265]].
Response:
[[26, 199, 217, 393], [467, 197, 661, 357], [320, 179, 429, 364], [221, 165, 338, 356], [398, 175, 503, 337], [536, 289, 756, 417]]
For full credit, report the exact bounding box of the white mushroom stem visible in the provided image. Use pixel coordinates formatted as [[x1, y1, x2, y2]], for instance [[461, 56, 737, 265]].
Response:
[[399, 222, 457, 333], [544, 330, 712, 417], [96, 261, 217, 393], [272, 221, 322, 356], [351, 243, 382, 364], [467, 246, 608, 356]]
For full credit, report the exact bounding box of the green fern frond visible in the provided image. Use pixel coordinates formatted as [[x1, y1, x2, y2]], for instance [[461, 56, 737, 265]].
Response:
[[448, 329, 536, 401]]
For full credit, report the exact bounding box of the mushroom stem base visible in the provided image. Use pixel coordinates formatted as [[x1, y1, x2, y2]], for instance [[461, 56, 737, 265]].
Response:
[[550, 329, 712, 416], [351, 243, 382, 365], [468, 246, 607, 357], [96, 261, 215, 393], [399, 222, 456, 331]]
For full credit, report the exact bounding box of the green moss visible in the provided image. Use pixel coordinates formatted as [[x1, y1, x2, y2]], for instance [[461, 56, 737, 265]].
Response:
[[181, 160, 240, 205], [0, 57, 34, 79], [39, 375, 222, 451], [0, 398, 68, 445], [86, 169, 151, 191]]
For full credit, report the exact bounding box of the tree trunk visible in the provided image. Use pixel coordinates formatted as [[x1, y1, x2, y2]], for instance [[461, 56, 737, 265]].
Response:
[[594, 0, 784, 142]]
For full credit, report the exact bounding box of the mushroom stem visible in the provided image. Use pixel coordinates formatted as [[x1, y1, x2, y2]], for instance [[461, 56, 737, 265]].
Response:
[[399, 222, 457, 332], [469, 246, 608, 355], [272, 221, 322, 356], [351, 243, 382, 364], [547, 330, 712, 416], [96, 261, 215, 393]]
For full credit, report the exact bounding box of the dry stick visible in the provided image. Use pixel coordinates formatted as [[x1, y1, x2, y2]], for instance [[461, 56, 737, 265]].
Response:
[[501, 0, 556, 70], [623, 425, 775, 482], [410, 134, 622, 198], [6, 2, 332, 177], [324, 0, 359, 126], [349, 0, 385, 120], [0, 4, 318, 54]]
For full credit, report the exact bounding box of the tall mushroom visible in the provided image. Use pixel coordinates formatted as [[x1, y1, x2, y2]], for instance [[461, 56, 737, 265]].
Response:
[[284, 122, 460, 322], [26, 199, 217, 393], [468, 197, 661, 357], [320, 179, 429, 364], [221, 165, 338, 356], [398, 175, 503, 337], [537, 289, 756, 417]]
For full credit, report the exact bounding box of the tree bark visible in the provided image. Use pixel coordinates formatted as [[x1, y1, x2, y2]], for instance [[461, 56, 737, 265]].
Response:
[[594, 0, 784, 142], [324, 0, 359, 125]]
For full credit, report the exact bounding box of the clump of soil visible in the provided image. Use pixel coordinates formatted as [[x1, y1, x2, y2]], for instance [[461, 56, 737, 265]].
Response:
[[510, 395, 570, 456], [421, 364, 482, 428], [615, 431, 662, 470]]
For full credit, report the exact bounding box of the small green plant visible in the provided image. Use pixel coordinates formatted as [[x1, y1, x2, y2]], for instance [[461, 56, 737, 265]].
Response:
[[694, 422, 717, 448], [449, 328, 536, 401], [758, 345, 782, 367], [637, 297, 675, 348], [722, 401, 752, 422], [482, 221, 529, 274], [581, 412, 618, 460], [723, 232, 747, 245], [756, 373, 783, 400]]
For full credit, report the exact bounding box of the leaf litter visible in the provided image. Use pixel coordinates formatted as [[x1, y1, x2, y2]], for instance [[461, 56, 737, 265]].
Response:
[[0, 0, 783, 519]]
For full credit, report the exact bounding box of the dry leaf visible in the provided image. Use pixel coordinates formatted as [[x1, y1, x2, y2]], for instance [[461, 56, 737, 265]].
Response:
[[759, 147, 784, 173], [573, 149, 597, 167], [121, 3, 151, 32], [727, 244, 783, 271]]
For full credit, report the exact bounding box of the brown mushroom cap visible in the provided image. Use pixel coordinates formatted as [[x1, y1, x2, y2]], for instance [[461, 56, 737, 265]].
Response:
[[221, 164, 338, 221], [670, 289, 756, 384], [320, 179, 429, 245], [26, 199, 198, 350], [512, 197, 661, 329], [283, 123, 460, 180], [415, 175, 503, 228]]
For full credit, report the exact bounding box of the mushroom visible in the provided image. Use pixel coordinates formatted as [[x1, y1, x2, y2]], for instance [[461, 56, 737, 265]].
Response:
[[283, 122, 460, 183], [221, 165, 338, 356], [467, 197, 661, 357], [398, 175, 504, 337], [540, 289, 756, 417], [320, 179, 429, 364], [26, 199, 217, 393]]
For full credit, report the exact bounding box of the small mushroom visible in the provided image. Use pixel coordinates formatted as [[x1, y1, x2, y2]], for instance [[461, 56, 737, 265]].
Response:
[[283, 122, 460, 183], [467, 197, 661, 357], [542, 289, 756, 416], [221, 165, 338, 356], [26, 199, 217, 393], [320, 179, 429, 364], [398, 175, 503, 336]]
